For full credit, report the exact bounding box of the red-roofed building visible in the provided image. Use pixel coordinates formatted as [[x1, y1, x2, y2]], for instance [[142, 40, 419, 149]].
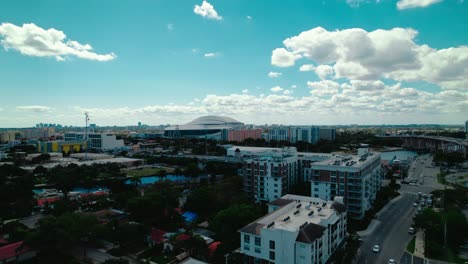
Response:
[[207, 241, 221, 257], [0, 241, 36, 263], [176, 234, 191, 242], [36, 197, 60, 207], [150, 228, 167, 245]]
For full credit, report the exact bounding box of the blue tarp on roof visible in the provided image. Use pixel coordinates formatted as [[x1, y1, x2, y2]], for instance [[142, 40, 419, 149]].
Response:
[[182, 211, 198, 222]]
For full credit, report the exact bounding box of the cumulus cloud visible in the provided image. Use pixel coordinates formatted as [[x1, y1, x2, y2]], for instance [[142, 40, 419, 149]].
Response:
[[194, 1, 222, 20], [246, 16, 252, 20], [308, 80, 340, 96], [167, 23, 174, 31], [68, 82, 466, 125], [272, 26, 468, 90], [268, 71, 282, 78], [242, 89, 249, 94], [271, 48, 301, 67], [270, 86, 284, 93], [299, 64, 315, 72], [204, 52, 219, 58], [0, 23, 116, 61], [397, 0, 443, 10], [16, 105, 52, 112]]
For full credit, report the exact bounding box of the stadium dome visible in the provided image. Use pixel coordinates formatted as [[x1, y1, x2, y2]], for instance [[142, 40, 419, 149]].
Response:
[[186, 116, 242, 126], [164, 115, 244, 139]]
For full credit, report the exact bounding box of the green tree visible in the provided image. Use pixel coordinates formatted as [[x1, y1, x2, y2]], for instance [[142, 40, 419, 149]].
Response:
[[210, 204, 263, 249]]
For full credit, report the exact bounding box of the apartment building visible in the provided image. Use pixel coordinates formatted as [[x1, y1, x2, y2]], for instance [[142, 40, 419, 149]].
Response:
[[267, 126, 335, 144], [306, 149, 382, 219], [240, 194, 347, 264], [64, 132, 124, 151], [238, 147, 332, 203], [225, 129, 263, 142], [241, 147, 299, 203]]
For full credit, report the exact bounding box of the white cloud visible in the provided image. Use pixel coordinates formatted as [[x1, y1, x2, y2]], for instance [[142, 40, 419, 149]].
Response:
[[291, 85, 297, 89], [272, 26, 468, 90], [314, 65, 334, 80], [271, 48, 301, 67], [167, 23, 174, 31], [204, 52, 219, 58], [242, 89, 249, 94], [64, 84, 466, 126], [192, 48, 199, 53], [268, 71, 282, 78], [299, 64, 315, 72], [307, 80, 340, 96], [397, 0, 443, 10], [0, 23, 116, 61], [270, 86, 284, 93], [246, 16, 252, 20], [16, 105, 52, 112], [194, 1, 222, 20], [0, 108, 4, 111]]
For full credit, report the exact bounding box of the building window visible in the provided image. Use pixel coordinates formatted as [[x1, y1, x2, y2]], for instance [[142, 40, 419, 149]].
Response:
[[274, 195, 278, 198], [255, 237, 261, 246], [314, 194, 319, 198], [314, 182, 319, 185], [255, 247, 261, 253], [269, 251, 275, 260], [331, 171, 336, 176], [274, 184, 278, 187], [244, 234, 250, 244], [269, 240, 275, 250], [244, 245, 250, 251], [314, 188, 319, 192], [274, 189, 278, 193]]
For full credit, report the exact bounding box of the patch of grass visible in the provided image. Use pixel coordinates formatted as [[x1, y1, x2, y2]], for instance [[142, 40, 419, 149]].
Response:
[[437, 173, 447, 184], [406, 237, 416, 253]]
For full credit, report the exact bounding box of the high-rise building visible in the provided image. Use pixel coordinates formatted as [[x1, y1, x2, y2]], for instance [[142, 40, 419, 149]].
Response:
[[240, 194, 347, 264], [238, 147, 332, 203], [268, 126, 291, 142], [290, 126, 321, 144], [306, 148, 381, 219], [225, 129, 262, 142], [319, 128, 336, 141]]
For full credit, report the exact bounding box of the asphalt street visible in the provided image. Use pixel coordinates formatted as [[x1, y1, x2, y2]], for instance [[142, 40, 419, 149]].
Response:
[[356, 154, 444, 264]]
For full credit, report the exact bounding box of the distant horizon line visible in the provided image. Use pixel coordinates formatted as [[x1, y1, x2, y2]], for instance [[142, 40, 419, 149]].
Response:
[[0, 123, 465, 129]]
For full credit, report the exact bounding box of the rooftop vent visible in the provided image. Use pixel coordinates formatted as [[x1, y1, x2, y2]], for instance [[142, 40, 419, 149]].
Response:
[[299, 222, 308, 229], [322, 202, 327, 207], [296, 204, 302, 209], [317, 207, 322, 212], [267, 222, 275, 228], [283, 216, 290, 222], [308, 211, 314, 216], [294, 210, 300, 215]]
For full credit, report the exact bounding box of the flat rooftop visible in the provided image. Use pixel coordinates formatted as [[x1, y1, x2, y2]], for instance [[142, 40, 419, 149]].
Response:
[[312, 152, 380, 169], [241, 194, 344, 235]]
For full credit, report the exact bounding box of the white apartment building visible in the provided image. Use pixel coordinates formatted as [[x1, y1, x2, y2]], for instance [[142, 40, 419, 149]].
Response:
[[241, 147, 299, 203], [64, 132, 124, 151], [240, 194, 347, 264], [238, 147, 333, 203], [306, 149, 382, 219]]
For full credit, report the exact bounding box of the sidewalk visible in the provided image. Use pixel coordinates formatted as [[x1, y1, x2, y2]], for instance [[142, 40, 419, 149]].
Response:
[[414, 231, 425, 258]]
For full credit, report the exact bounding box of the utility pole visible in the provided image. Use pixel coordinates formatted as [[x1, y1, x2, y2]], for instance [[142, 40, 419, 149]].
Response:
[[84, 112, 89, 161]]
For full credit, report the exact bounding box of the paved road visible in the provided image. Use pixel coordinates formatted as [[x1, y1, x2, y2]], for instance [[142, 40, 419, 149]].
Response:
[[356, 154, 445, 264], [356, 191, 416, 264]]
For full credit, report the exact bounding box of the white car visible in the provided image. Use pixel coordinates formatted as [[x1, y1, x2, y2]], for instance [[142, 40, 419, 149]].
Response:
[[372, 245, 380, 253], [388, 259, 396, 264], [413, 202, 418, 207], [408, 227, 415, 234], [417, 207, 422, 212]]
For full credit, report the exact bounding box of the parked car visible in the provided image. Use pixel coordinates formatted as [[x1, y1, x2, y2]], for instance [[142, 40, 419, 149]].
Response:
[[413, 202, 418, 207], [417, 207, 422, 212], [372, 245, 380, 253], [388, 259, 396, 264], [409, 227, 415, 234]]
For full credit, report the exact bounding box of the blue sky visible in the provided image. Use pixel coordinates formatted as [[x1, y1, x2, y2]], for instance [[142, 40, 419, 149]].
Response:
[[0, 0, 467, 127]]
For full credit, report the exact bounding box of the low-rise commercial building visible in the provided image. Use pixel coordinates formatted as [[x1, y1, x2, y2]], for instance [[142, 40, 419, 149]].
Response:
[[37, 141, 87, 154], [64, 132, 124, 151], [239, 194, 347, 264]]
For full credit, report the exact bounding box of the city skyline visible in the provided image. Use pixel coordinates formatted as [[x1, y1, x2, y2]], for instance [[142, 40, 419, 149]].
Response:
[[0, 0, 467, 127]]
